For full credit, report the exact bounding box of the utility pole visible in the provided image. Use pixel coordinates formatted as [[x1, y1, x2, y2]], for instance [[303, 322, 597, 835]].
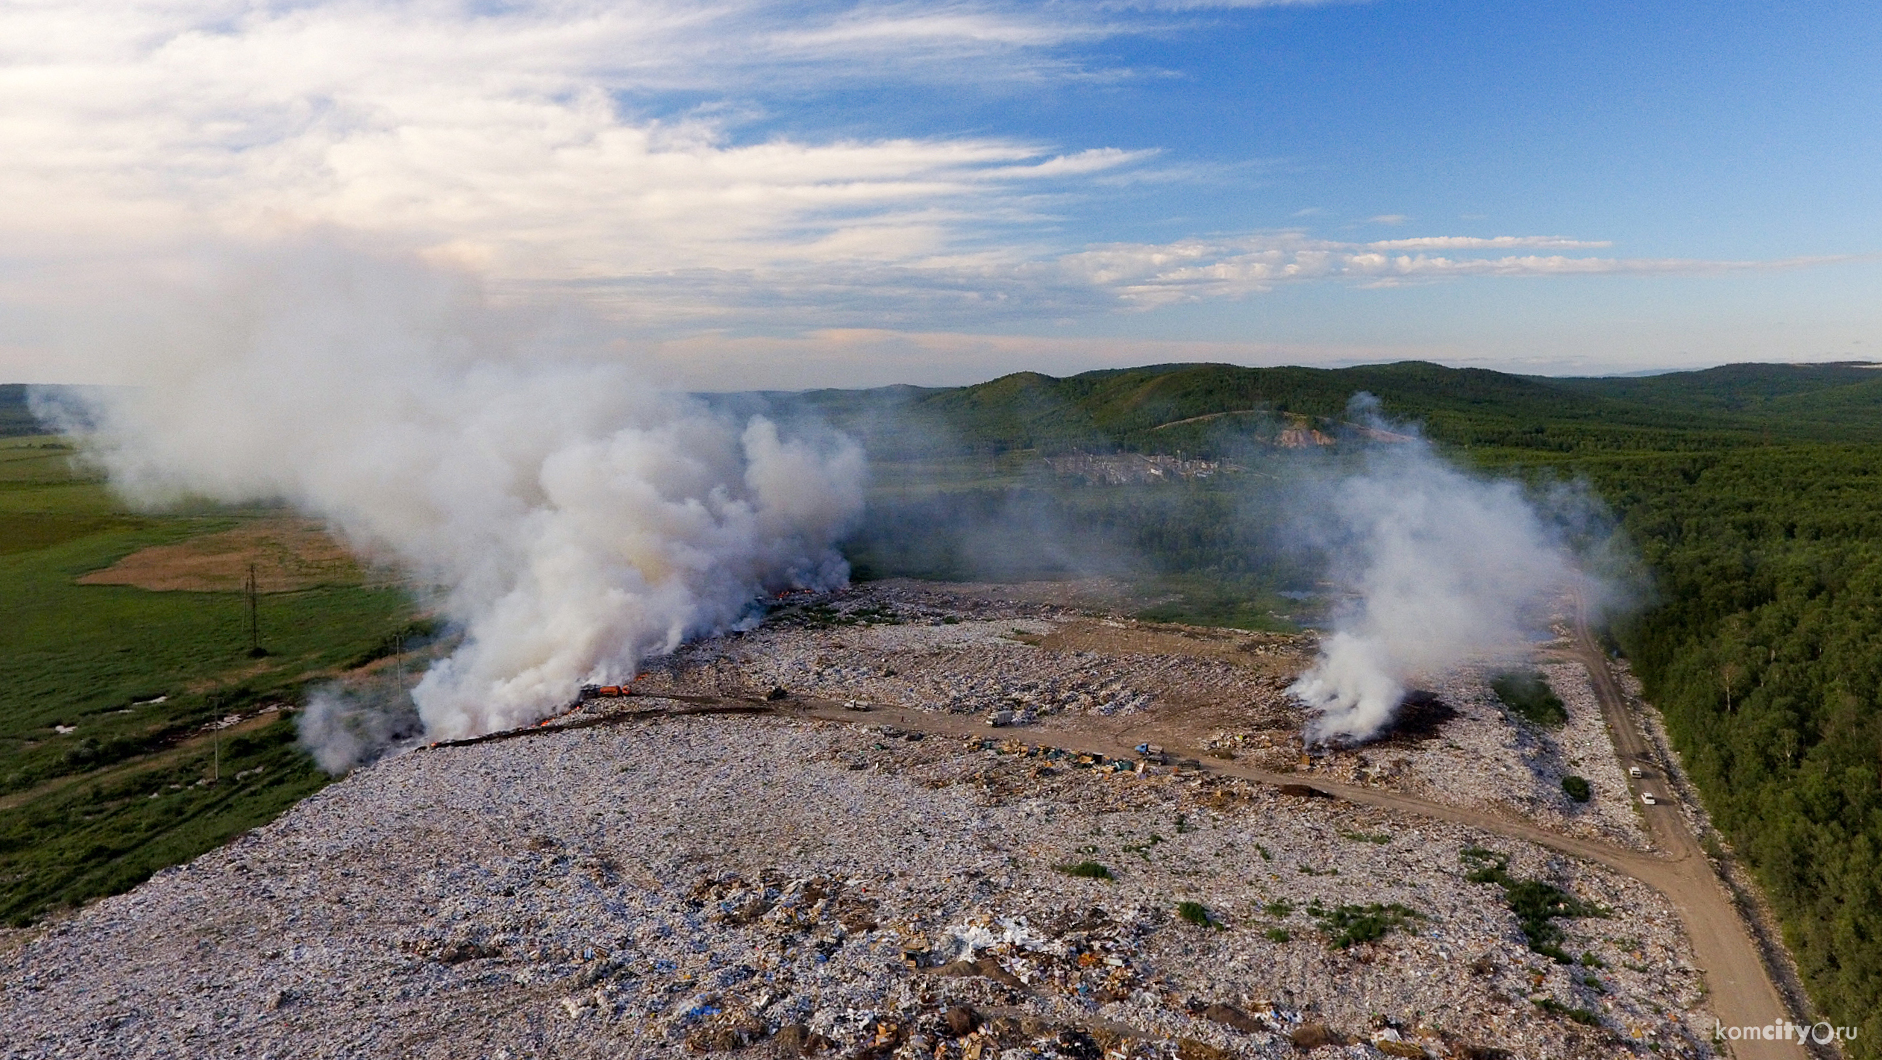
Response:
[[245, 563, 265, 658]]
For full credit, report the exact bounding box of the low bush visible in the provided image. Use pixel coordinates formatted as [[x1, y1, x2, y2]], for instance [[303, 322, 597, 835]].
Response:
[[1461, 846, 1605, 962], [1176, 901, 1216, 928], [1057, 860, 1114, 881], [1491, 670, 1568, 727], [1533, 997, 1601, 1026], [1310, 901, 1424, 948]]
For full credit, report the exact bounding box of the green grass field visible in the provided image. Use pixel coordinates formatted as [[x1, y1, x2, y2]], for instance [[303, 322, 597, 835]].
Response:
[[0, 435, 417, 924]]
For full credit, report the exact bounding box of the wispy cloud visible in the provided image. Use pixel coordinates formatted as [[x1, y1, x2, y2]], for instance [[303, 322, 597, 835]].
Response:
[[478, 229, 1836, 330], [1053, 233, 1848, 306], [1365, 235, 1611, 251], [767, 6, 1103, 53]]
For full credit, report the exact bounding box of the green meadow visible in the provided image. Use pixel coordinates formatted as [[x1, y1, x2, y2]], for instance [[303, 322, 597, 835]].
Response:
[[0, 434, 416, 924]]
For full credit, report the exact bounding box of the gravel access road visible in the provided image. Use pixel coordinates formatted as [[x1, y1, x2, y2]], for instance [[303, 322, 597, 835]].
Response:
[[1567, 612, 1807, 1060]]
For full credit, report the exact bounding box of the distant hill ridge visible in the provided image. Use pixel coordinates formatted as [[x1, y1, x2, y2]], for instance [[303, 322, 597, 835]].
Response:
[[773, 360, 1882, 456], [13, 362, 1881, 448]]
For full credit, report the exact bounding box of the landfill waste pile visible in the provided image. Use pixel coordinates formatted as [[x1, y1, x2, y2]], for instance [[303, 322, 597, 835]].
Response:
[[645, 583, 1648, 851], [0, 582, 1722, 1059]]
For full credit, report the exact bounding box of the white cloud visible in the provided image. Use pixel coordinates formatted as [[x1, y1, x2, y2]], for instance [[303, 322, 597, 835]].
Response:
[[0, 1, 1167, 289], [1052, 233, 1847, 306], [1365, 235, 1612, 251], [767, 7, 1099, 53], [0, 0, 1862, 388]]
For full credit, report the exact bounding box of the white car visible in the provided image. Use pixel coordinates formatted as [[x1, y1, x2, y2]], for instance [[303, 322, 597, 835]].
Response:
[[1641, 792, 1657, 806], [1628, 766, 1644, 779]]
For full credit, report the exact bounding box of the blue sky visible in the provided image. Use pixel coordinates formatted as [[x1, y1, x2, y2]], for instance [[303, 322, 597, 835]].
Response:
[[722, 1, 1881, 254], [2, 0, 1878, 387]]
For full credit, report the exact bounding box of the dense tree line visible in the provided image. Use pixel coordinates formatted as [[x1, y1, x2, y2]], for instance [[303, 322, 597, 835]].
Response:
[[844, 477, 1312, 591], [1587, 446, 1882, 1054]]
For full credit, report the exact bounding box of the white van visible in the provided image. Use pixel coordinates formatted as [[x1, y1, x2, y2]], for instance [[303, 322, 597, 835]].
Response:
[[1641, 792, 1657, 806], [1629, 766, 1644, 779]]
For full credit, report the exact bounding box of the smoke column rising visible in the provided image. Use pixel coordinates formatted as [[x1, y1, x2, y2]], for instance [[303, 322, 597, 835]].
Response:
[[1288, 400, 1582, 743], [47, 246, 865, 757]]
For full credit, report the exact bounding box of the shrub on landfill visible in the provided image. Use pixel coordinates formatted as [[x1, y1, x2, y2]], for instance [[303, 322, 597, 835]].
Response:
[[1057, 860, 1114, 881], [1176, 901, 1217, 928]]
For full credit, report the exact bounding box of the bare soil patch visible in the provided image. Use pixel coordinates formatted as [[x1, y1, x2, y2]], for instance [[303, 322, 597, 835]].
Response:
[[1037, 619, 1306, 676], [77, 519, 379, 592]]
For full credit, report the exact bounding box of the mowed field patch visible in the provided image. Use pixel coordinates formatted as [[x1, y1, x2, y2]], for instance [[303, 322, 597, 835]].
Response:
[[77, 518, 380, 592]]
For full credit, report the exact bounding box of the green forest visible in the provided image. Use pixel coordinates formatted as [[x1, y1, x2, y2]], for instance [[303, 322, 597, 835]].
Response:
[[1590, 446, 1882, 1052]]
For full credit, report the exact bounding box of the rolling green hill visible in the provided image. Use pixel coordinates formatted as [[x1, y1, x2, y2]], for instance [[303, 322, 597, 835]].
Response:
[[777, 360, 1882, 458], [1553, 362, 1882, 443], [1552, 360, 1882, 409]]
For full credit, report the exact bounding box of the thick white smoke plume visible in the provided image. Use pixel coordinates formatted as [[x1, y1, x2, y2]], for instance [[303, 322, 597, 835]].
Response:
[[52, 246, 865, 754], [1288, 399, 1584, 743]]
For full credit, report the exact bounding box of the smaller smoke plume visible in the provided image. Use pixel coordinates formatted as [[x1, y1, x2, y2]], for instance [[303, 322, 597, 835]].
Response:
[[1288, 396, 1591, 743], [297, 681, 424, 774]]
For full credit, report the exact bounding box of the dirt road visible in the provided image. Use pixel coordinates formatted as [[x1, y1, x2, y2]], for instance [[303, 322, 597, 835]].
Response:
[[1565, 617, 1810, 1060]]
